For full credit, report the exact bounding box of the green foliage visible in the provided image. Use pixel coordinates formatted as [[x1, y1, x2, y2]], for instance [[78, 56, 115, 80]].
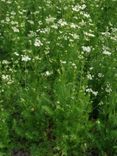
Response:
[[0, 0, 117, 155]]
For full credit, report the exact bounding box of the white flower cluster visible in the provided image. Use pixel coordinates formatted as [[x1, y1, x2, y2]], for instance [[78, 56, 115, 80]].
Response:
[[105, 83, 112, 93], [44, 71, 53, 77], [46, 16, 56, 24], [34, 39, 43, 47], [2, 74, 14, 85], [86, 88, 98, 96], [12, 27, 19, 33], [102, 46, 111, 56], [58, 19, 67, 27], [98, 73, 104, 78], [72, 4, 86, 12], [21, 55, 31, 62], [87, 73, 94, 80], [2, 60, 10, 65], [82, 46, 91, 53], [102, 50, 111, 56]]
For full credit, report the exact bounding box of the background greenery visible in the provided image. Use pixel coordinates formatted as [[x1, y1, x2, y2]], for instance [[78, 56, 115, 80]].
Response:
[[0, 0, 117, 155]]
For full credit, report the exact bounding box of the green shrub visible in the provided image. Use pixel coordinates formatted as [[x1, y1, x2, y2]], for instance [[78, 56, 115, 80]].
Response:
[[0, 0, 117, 155]]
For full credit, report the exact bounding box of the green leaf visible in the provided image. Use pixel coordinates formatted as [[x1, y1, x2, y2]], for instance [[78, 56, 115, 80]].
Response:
[[42, 105, 53, 116]]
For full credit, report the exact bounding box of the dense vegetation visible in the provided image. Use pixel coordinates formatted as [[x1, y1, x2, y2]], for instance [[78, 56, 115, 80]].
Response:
[[0, 0, 117, 155]]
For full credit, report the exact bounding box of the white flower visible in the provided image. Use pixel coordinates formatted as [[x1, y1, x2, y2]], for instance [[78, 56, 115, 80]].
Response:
[[2, 75, 9, 81], [82, 46, 91, 53], [2, 74, 14, 85], [60, 60, 67, 64], [83, 13, 90, 18], [105, 83, 112, 93], [45, 71, 52, 76], [79, 20, 86, 26], [12, 27, 19, 32], [72, 5, 80, 12], [34, 39, 43, 47], [11, 11, 16, 15], [99, 101, 104, 106], [72, 63, 77, 69], [11, 21, 18, 25], [102, 50, 111, 56], [21, 55, 31, 62], [87, 73, 93, 80], [14, 52, 19, 56], [7, 0, 12, 4], [84, 32, 95, 37], [81, 4, 86, 10], [86, 88, 98, 96], [72, 33, 79, 39], [28, 20, 34, 25], [28, 31, 36, 37], [98, 73, 104, 78], [51, 24, 58, 29], [89, 67, 93, 70], [70, 23, 77, 29], [46, 16, 56, 24], [2, 60, 10, 64], [96, 120, 101, 124], [6, 17, 10, 22], [92, 91, 98, 96], [58, 19, 67, 26]]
